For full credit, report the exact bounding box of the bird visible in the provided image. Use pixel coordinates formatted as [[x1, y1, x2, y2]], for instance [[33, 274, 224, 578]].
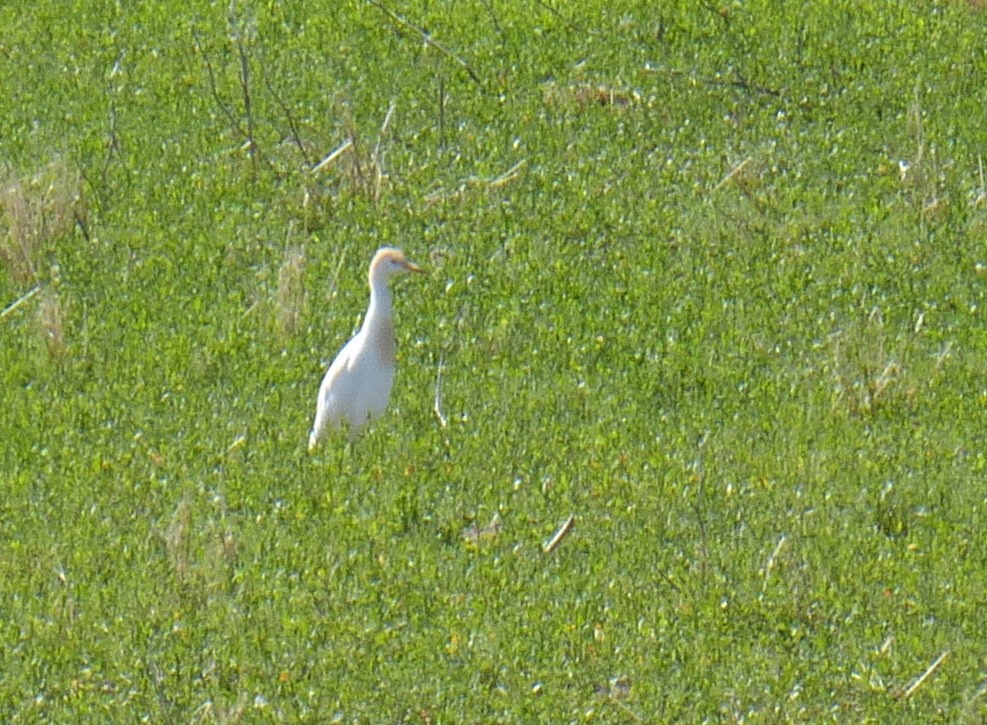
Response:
[[308, 247, 424, 450]]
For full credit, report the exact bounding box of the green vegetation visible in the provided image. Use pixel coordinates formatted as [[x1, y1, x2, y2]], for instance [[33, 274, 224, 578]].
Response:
[[2, 0, 986, 720]]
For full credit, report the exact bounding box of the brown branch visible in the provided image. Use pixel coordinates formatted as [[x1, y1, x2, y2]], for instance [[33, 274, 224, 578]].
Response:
[[192, 29, 243, 139], [366, 0, 483, 88]]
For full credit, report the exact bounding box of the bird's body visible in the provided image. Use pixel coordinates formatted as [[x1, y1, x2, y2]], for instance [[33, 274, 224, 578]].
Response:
[[308, 247, 422, 450]]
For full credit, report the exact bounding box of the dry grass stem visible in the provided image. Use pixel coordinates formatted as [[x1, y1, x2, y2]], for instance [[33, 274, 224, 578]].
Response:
[[975, 154, 986, 207], [423, 159, 528, 207], [713, 157, 755, 193], [275, 246, 306, 335], [543, 514, 575, 554], [433, 354, 448, 429], [311, 138, 353, 175], [372, 103, 396, 168], [760, 534, 787, 593], [1, 284, 41, 321], [462, 513, 502, 545], [319, 104, 397, 201], [897, 650, 950, 699], [487, 159, 527, 188]]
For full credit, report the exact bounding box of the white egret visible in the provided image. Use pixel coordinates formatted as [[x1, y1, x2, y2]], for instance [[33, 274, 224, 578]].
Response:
[[308, 247, 424, 450]]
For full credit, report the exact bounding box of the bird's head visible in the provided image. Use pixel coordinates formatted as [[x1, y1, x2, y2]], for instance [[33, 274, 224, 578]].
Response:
[[370, 247, 424, 284]]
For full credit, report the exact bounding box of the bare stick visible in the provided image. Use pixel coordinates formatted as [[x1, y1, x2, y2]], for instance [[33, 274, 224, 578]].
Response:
[[899, 650, 950, 699], [433, 354, 448, 429], [261, 65, 310, 164], [366, 0, 483, 88], [543, 514, 575, 554], [1, 285, 41, 320]]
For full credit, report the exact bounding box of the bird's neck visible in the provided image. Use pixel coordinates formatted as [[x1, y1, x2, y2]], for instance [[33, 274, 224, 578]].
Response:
[[365, 280, 393, 324], [363, 282, 396, 364]]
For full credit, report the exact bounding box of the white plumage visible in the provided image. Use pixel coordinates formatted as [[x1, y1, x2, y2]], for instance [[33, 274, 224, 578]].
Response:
[[308, 247, 423, 450]]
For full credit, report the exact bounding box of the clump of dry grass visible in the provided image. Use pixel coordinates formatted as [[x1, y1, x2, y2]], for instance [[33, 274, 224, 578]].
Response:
[[306, 102, 395, 216], [165, 497, 194, 586], [827, 307, 918, 417], [275, 245, 307, 336], [895, 90, 952, 224], [161, 494, 239, 600], [542, 80, 642, 110], [341, 103, 394, 201], [0, 160, 83, 284]]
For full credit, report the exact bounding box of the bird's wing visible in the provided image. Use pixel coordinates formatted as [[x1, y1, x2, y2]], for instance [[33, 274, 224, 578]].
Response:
[[310, 340, 356, 445]]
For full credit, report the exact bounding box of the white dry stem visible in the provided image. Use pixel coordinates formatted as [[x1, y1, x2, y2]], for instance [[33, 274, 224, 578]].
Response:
[[543, 514, 575, 554], [370, 104, 396, 201], [433, 354, 448, 429], [900, 650, 950, 699], [872, 361, 899, 400], [311, 138, 353, 175], [933, 341, 952, 374], [712, 156, 753, 193], [488, 159, 527, 188], [761, 534, 787, 593], [371, 103, 396, 170], [975, 154, 986, 207], [1, 285, 41, 320]]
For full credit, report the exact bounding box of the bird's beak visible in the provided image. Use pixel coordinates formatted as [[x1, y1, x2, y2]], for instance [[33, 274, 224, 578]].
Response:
[[403, 260, 425, 274]]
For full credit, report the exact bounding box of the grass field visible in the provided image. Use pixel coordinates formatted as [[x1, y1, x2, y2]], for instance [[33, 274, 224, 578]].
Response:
[[1, 0, 986, 721]]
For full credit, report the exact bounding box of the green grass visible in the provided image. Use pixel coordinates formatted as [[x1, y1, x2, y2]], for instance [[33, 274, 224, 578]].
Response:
[[2, 0, 986, 720]]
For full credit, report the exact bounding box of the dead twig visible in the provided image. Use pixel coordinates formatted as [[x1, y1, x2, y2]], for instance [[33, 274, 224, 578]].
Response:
[[192, 29, 244, 141], [261, 61, 311, 164]]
